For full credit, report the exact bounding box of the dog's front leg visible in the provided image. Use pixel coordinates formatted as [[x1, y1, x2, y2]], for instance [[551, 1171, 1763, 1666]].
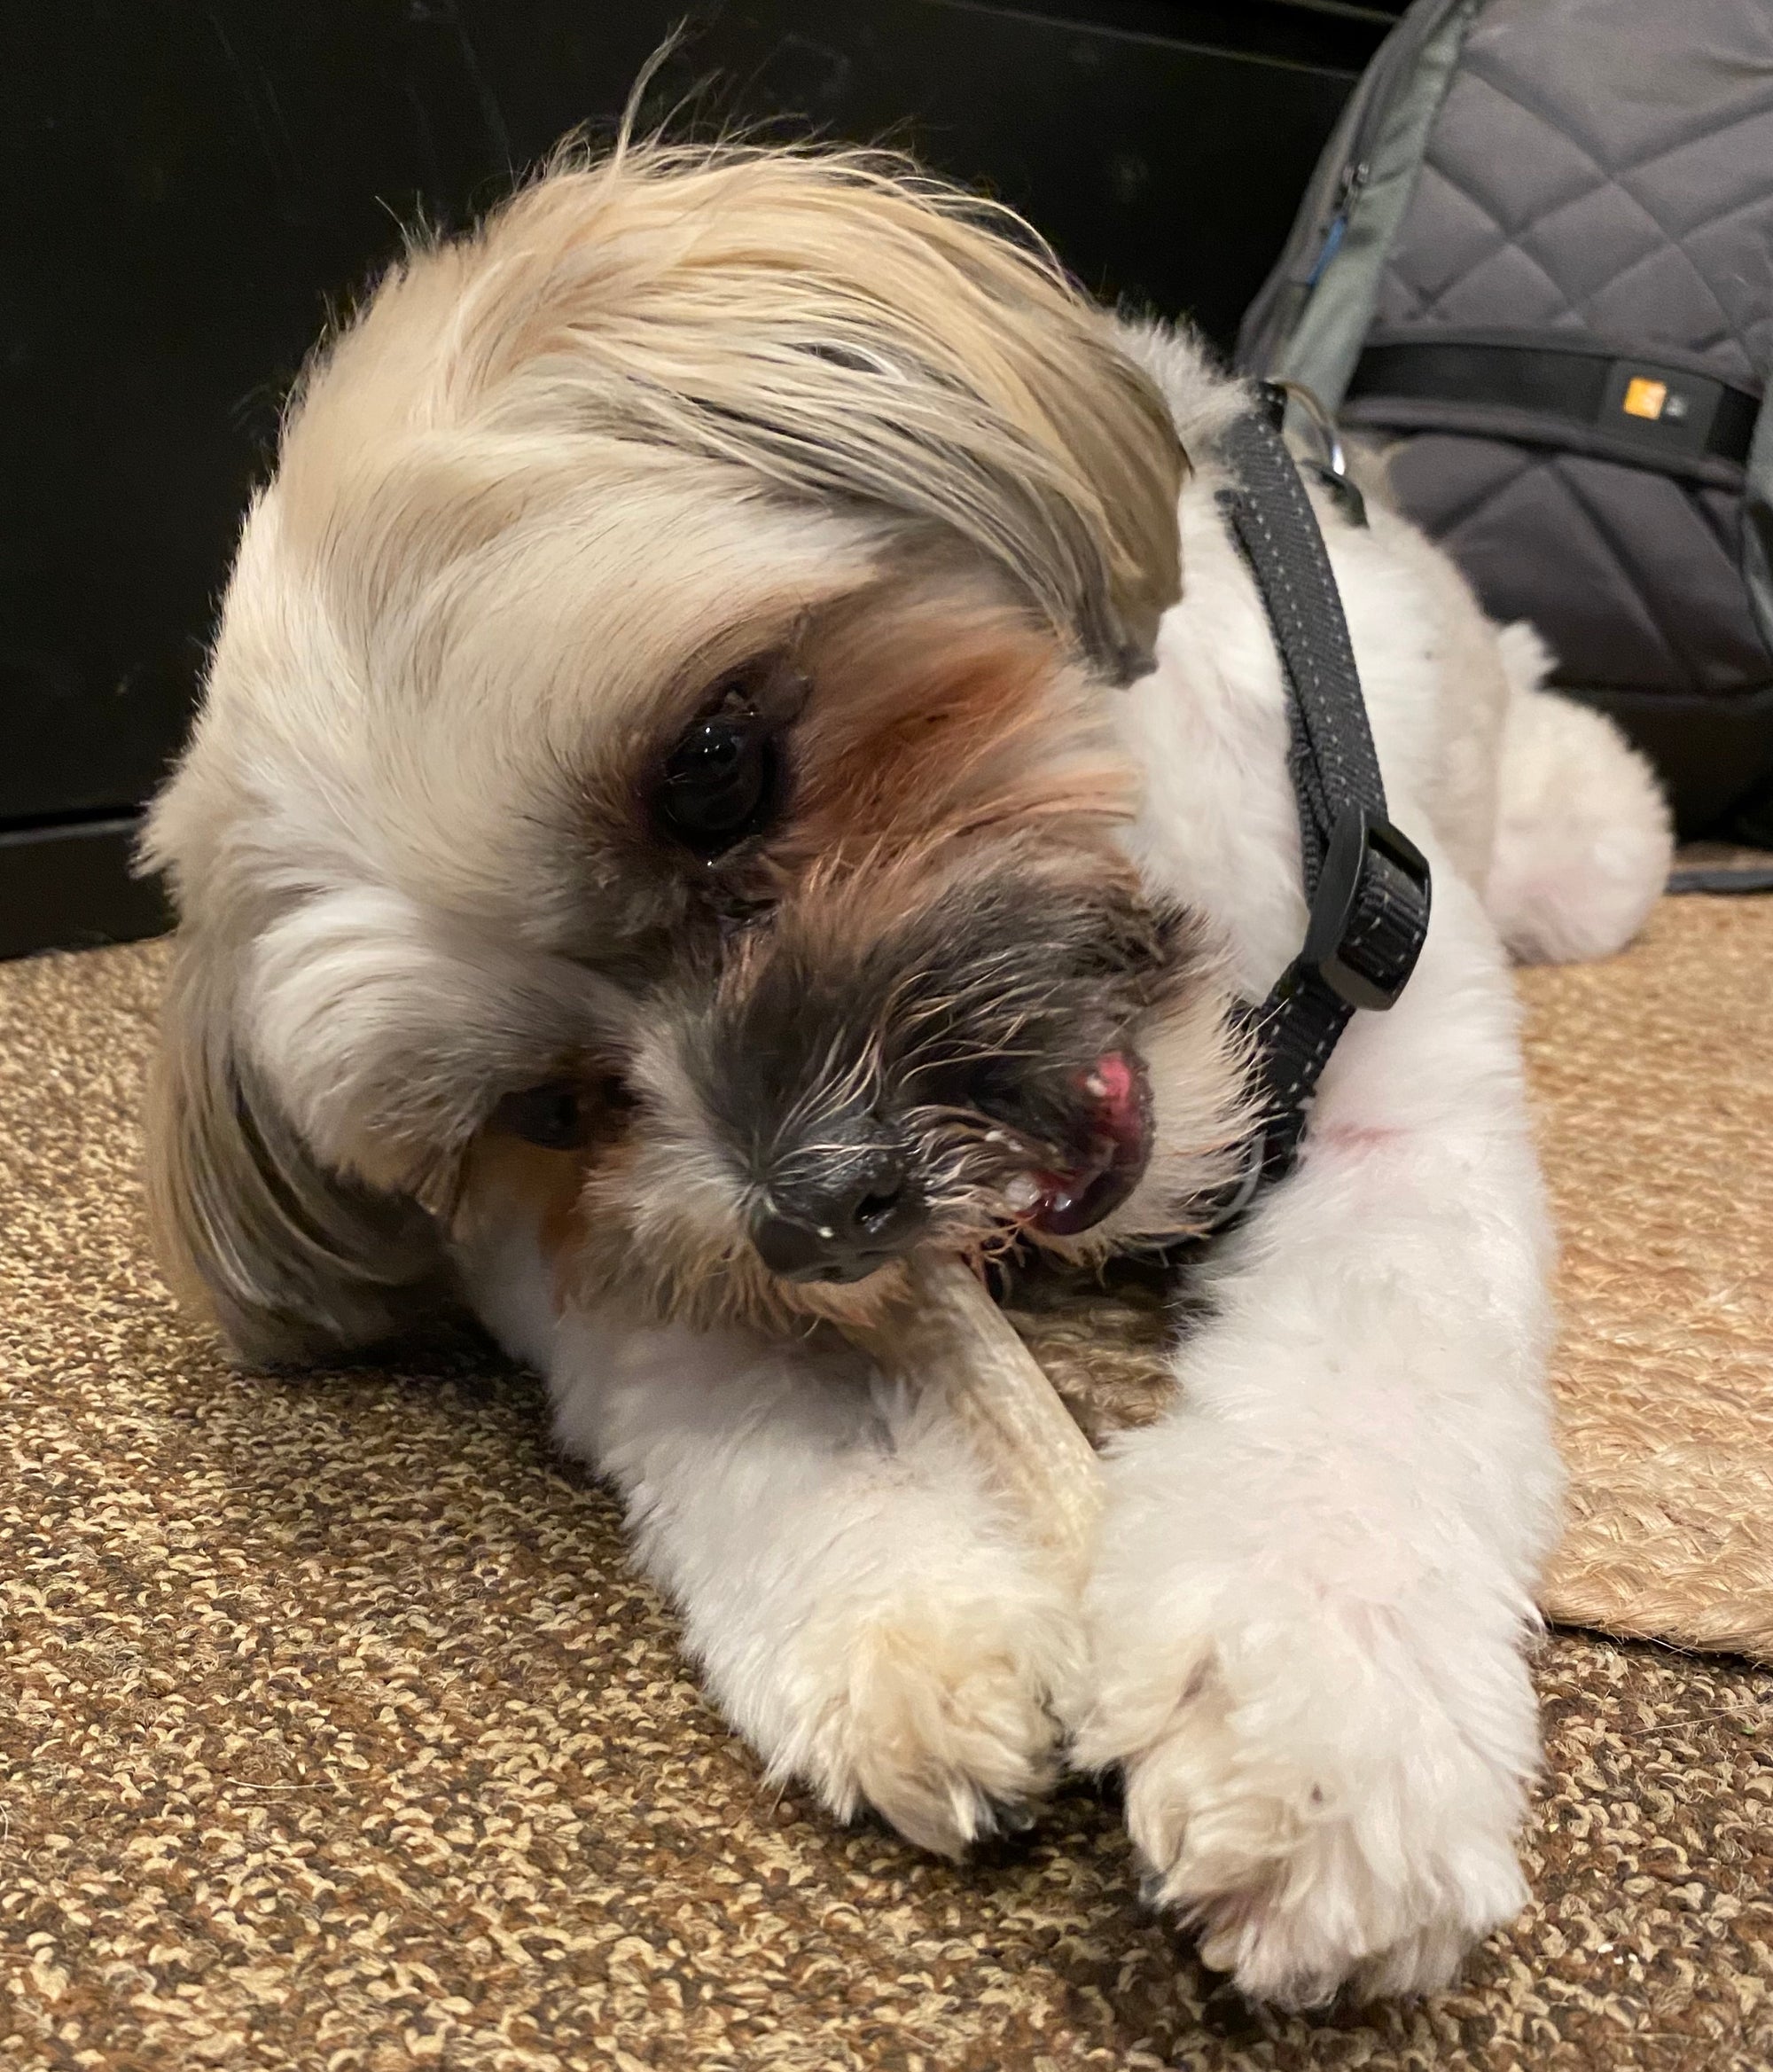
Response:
[[527, 1296, 1084, 1857], [1075, 869, 1564, 2006]]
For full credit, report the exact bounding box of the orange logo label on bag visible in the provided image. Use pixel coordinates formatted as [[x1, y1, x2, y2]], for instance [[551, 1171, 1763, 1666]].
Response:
[[1621, 377, 1668, 420]]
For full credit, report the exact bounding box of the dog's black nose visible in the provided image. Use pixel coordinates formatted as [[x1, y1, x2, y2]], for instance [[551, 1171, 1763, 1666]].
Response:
[[750, 1143, 926, 1283]]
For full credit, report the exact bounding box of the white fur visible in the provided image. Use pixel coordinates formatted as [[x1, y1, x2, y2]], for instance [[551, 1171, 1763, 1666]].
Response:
[[1485, 622, 1673, 963], [453, 328, 1668, 2005], [461, 1216, 1083, 1858], [152, 176, 1671, 2004]]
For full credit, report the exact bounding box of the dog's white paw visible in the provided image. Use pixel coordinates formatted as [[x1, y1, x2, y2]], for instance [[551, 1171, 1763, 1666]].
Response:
[[1074, 1613, 1535, 2007], [772, 1589, 1082, 1858]]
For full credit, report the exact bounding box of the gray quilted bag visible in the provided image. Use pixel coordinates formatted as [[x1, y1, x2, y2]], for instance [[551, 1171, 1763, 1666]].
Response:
[[1239, 0, 1773, 837]]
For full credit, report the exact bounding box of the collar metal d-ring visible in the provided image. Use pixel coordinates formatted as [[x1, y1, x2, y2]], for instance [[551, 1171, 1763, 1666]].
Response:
[[1262, 379, 1366, 528]]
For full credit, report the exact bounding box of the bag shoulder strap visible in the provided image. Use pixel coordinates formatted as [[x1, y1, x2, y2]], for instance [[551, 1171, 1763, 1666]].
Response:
[[1238, 0, 1480, 417]]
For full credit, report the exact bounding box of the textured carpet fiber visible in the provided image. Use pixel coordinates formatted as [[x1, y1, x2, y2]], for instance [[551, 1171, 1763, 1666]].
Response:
[[2, 912, 1770, 2069]]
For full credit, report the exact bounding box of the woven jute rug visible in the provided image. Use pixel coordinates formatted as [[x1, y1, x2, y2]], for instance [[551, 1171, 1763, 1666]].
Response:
[[2, 907, 1769, 2070], [1520, 896, 1773, 1655]]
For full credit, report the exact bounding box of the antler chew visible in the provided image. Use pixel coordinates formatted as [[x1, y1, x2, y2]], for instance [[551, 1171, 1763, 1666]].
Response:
[[845, 1252, 1105, 1590]]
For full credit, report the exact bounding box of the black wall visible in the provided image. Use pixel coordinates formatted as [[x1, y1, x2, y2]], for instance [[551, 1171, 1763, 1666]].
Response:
[[4, 0, 1401, 955]]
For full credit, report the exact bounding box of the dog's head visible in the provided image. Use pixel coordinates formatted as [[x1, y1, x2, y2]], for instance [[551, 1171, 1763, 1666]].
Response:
[[144, 144, 1251, 1360]]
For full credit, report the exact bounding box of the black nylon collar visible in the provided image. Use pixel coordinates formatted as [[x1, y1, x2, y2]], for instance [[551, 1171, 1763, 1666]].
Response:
[[1204, 387, 1433, 1221]]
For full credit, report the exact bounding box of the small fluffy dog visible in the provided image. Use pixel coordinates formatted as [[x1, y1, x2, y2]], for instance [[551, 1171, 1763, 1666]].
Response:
[[143, 142, 1671, 2006]]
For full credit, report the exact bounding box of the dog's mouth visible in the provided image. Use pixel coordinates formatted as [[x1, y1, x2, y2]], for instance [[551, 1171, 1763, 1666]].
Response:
[[1013, 1050, 1152, 1238]]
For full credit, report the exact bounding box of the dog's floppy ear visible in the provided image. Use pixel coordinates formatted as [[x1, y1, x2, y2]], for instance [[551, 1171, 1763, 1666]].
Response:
[[145, 940, 449, 1365]]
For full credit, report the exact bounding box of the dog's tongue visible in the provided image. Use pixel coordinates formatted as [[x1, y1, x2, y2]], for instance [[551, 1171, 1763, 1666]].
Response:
[[1027, 1051, 1150, 1237]]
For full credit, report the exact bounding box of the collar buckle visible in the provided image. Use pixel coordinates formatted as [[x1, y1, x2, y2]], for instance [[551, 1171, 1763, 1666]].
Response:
[[1298, 805, 1433, 1013]]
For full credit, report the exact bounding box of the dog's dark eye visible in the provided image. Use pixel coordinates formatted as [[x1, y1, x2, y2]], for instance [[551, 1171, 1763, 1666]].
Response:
[[493, 1073, 637, 1151], [493, 1080, 590, 1151], [654, 700, 782, 858]]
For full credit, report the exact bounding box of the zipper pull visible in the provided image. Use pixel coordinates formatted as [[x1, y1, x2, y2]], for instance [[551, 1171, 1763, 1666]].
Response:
[[1305, 160, 1370, 286]]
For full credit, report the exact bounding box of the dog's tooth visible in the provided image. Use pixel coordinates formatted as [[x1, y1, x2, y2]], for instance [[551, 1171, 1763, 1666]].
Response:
[[1004, 1174, 1042, 1212]]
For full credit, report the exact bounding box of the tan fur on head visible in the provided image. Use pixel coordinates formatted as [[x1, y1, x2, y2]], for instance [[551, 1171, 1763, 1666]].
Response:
[[142, 138, 1232, 1364], [288, 138, 1186, 684]]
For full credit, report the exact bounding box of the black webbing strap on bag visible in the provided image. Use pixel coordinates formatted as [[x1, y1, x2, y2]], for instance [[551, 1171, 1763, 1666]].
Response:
[[1209, 387, 1433, 1212], [1346, 339, 1761, 473]]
